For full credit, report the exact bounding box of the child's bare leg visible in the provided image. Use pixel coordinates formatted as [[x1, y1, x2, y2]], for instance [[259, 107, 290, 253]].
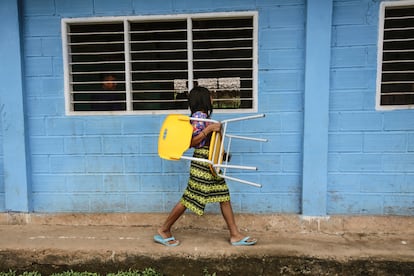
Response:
[[220, 201, 256, 244], [157, 202, 186, 244]]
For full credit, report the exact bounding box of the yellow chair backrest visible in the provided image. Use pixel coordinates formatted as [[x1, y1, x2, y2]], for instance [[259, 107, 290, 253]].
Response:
[[158, 114, 193, 160]]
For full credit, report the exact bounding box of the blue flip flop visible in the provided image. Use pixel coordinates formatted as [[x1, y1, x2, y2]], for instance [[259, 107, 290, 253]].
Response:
[[231, 236, 257, 246], [153, 234, 180, 246]]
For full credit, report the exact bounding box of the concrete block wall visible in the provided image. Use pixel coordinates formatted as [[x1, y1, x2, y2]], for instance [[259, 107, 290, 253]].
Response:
[[328, 0, 414, 215], [0, 121, 3, 210], [15, 0, 305, 214], [1, 0, 413, 216], [254, 0, 305, 214]]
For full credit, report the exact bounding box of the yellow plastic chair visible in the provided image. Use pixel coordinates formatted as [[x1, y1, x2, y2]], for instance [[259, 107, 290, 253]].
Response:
[[158, 114, 267, 187]]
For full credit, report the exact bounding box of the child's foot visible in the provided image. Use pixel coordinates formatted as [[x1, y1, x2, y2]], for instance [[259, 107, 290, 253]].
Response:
[[230, 236, 257, 246], [153, 235, 180, 246], [155, 229, 180, 246]]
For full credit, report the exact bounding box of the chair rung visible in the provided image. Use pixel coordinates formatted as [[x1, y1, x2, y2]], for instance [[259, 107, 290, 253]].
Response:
[[218, 174, 262, 188], [225, 134, 268, 142], [213, 164, 257, 171]]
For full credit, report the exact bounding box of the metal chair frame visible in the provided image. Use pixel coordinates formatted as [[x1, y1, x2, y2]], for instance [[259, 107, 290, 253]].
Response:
[[158, 114, 267, 187]]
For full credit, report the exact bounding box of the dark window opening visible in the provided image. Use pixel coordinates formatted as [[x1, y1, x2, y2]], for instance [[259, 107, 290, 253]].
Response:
[[63, 14, 256, 113], [379, 5, 414, 107]]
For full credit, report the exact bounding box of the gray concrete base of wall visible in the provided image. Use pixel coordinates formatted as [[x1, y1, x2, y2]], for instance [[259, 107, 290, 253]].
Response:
[[1, 213, 414, 234], [0, 213, 413, 275]]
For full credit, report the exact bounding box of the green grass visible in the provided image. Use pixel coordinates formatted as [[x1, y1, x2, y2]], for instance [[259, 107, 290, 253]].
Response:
[[0, 268, 162, 276], [0, 272, 42, 276]]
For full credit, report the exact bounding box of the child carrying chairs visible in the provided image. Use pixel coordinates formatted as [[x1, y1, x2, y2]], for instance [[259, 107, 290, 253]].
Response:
[[158, 113, 267, 187]]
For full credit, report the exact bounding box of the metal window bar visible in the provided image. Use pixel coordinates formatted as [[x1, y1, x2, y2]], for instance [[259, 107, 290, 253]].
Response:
[[129, 29, 187, 34], [381, 92, 414, 95], [124, 20, 133, 111], [385, 15, 414, 20], [193, 38, 253, 43], [131, 49, 187, 54], [194, 47, 252, 52], [384, 38, 414, 42], [192, 26, 253, 32]]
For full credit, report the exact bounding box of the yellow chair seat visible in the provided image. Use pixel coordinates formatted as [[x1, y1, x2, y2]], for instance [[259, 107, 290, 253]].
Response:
[[158, 114, 193, 160]]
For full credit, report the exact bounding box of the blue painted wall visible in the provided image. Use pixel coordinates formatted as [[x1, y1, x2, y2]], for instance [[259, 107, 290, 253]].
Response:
[[0, 119, 3, 210], [1, 0, 32, 212], [0, 0, 413, 215], [328, 0, 414, 215]]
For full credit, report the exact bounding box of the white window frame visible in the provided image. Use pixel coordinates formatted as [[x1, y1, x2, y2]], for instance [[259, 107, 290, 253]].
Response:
[[61, 11, 258, 116], [376, 0, 414, 110]]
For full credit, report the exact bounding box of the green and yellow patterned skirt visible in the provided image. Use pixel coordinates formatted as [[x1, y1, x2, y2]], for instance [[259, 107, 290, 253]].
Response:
[[180, 146, 230, 216]]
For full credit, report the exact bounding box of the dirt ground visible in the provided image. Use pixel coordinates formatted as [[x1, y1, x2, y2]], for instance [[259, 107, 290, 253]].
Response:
[[0, 213, 413, 275]]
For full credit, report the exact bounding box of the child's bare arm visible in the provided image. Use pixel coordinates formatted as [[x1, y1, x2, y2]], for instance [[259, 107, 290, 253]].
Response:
[[190, 123, 221, 148]]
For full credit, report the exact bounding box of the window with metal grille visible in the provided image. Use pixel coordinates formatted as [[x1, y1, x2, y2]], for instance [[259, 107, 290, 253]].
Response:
[[377, 2, 414, 110], [62, 12, 258, 115]]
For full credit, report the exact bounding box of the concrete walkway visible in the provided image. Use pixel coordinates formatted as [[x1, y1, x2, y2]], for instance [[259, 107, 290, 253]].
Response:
[[0, 213, 413, 275]]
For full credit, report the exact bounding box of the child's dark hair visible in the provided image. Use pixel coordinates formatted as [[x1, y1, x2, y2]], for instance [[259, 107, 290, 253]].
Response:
[[188, 86, 213, 117]]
